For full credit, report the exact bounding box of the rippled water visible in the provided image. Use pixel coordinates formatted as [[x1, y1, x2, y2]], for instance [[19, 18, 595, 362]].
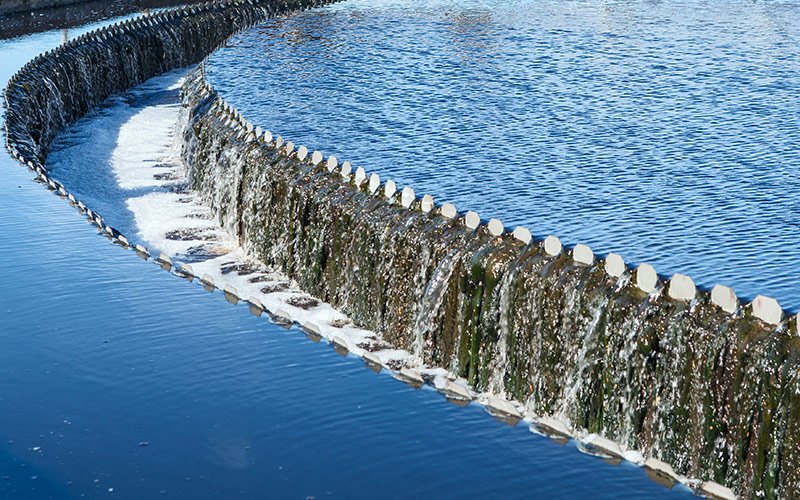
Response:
[[206, 0, 800, 310], [0, 11, 689, 500]]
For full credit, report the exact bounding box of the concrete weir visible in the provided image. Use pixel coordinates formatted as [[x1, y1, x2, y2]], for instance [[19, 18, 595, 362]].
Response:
[[179, 63, 800, 499], [2, 1, 799, 498]]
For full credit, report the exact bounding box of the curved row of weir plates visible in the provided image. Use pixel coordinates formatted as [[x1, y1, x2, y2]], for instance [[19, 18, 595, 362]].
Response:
[[192, 66, 787, 331]]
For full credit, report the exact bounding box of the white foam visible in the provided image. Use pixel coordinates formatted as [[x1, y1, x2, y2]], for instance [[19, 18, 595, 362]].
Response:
[[112, 103, 182, 190], [43, 69, 410, 369]]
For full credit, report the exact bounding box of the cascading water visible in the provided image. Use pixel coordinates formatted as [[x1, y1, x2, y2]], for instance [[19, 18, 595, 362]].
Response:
[[179, 65, 800, 497], [412, 247, 463, 360]]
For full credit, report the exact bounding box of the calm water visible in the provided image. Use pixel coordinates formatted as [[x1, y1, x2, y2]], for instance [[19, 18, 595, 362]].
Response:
[[206, 0, 800, 310], [0, 12, 690, 500]]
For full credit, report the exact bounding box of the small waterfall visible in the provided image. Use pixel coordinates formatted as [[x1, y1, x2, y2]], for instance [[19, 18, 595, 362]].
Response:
[[412, 247, 462, 359], [485, 257, 524, 397], [555, 286, 609, 421]]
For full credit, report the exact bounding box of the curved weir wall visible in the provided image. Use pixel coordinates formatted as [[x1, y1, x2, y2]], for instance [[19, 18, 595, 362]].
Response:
[[180, 61, 800, 500], [3, 0, 333, 164], [2, 1, 799, 497]]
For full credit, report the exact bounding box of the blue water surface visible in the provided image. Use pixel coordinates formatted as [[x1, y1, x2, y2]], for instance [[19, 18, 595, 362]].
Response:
[[206, 0, 800, 310], [0, 10, 690, 500]]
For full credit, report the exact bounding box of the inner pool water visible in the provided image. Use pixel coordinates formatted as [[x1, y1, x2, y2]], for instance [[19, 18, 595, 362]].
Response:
[[206, 0, 800, 310], [0, 9, 690, 500]]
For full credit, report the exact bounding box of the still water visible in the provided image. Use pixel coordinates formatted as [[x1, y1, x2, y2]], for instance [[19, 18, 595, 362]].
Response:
[[206, 0, 800, 310], [0, 10, 689, 500]]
